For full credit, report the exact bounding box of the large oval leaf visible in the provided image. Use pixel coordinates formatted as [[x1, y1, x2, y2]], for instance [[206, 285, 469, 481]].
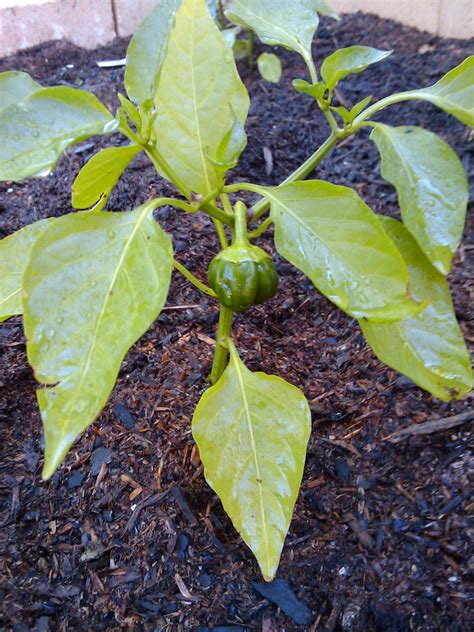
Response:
[[0, 87, 116, 182], [193, 344, 311, 580], [321, 46, 392, 91], [23, 204, 173, 479], [0, 218, 54, 322], [371, 124, 468, 276], [225, 0, 318, 63], [124, 0, 182, 106], [0, 71, 41, 112], [414, 56, 473, 128], [72, 144, 142, 210], [153, 0, 249, 196], [361, 217, 472, 401], [258, 180, 419, 322]]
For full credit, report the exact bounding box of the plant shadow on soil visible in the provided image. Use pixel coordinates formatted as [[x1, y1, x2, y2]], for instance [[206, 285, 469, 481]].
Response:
[[0, 12, 473, 632]]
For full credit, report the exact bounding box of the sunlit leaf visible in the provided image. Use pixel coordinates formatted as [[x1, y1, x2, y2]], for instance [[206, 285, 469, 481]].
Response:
[[0, 218, 54, 322], [312, 0, 340, 20], [225, 0, 319, 63], [258, 180, 420, 322], [153, 0, 249, 195], [193, 344, 311, 581], [72, 144, 142, 210], [321, 46, 392, 90], [124, 0, 182, 106], [0, 71, 41, 111], [371, 124, 468, 275], [23, 204, 173, 479], [415, 56, 474, 127], [292, 78, 327, 100], [0, 87, 116, 182], [361, 217, 472, 401], [257, 52, 282, 83]]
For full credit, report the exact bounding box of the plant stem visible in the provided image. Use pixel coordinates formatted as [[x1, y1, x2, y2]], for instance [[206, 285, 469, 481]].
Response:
[[173, 260, 217, 298], [202, 202, 234, 226], [351, 90, 428, 129], [224, 131, 342, 222], [209, 306, 233, 384], [248, 216, 273, 240], [213, 218, 229, 248]]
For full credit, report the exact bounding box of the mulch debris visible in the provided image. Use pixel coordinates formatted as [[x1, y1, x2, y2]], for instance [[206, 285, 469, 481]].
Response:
[[0, 12, 473, 631]]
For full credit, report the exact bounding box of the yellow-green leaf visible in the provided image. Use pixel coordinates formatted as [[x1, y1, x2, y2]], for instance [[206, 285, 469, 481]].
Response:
[[312, 0, 340, 20], [225, 0, 319, 63], [257, 52, 282, 83], [415, 56, 474, 128], [258, 180, 420, 322], [72, 144, 142, 210], [153, 0, 249, 196], [371, 124, 468, 275], [0, 71, 41, 112], [124, 0, 182, 105], [23, 204, 173, 479], [0, 218, 54, 322], [361, 217, 472, 401], [321, 46, 392, 90], [192, 344, 311, 581], [0, 87, 116, 182]]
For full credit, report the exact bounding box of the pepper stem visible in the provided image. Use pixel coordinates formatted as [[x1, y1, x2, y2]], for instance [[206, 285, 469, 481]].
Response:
[[233, 202, 250, 247], [209, 306, 233, 384]]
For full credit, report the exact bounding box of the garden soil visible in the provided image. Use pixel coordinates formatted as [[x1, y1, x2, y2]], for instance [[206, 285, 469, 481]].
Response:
[[0, 12, 473, 632]]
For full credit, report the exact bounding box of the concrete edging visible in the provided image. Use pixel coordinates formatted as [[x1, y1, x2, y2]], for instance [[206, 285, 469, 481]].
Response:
[[0, 0, 472, 59]]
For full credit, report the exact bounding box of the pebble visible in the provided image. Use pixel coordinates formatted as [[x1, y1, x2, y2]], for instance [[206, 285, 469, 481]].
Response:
[[90, 447, 113, 475], [114, 403, 135, 429], [66, 471, 85, 489]]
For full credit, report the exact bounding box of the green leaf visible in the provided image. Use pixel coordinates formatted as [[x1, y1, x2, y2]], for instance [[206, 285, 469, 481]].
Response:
[[124, 0, 182, 106], [415, 56, 474, 128], [331, 97, 373, 126], [258, 180, 420, 322], [192, 343, 311, 581], [72, 144, 142, 210], [0, 87, 116, 182], [23, 204, 173, 479], [370, 124, 468, 276], [0, 218, 54, 322], [292, 78, 327, 101], [153, 0, 249, 195], [222, 26, 241, 49], [321, 46, 392, 90], [233, 38, 249, 61], [312, 0, 340, 20], [0, 71, 41, 112], [225, 0, 319, 63], [257, 52, 282, 83], [361, 217, 472, 401]]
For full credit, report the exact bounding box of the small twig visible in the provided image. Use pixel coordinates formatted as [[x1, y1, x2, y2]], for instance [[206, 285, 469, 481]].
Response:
[[123, 487, 173, 534], [384, 410, 473, 443]]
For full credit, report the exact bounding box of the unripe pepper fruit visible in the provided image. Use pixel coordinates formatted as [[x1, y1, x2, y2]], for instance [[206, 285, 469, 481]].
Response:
[[208, 202, 279, 313]]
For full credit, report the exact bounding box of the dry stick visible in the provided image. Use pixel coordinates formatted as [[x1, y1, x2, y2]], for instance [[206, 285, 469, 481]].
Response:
[[123, 487, 173, 534], [384, 410, 473, 444]]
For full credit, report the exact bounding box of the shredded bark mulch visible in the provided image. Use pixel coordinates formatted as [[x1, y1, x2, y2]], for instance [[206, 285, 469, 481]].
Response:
[[0, 12, 473, 632]]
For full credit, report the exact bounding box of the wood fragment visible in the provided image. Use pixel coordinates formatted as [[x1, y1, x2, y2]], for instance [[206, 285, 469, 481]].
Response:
[[384, 410, 473, 443]]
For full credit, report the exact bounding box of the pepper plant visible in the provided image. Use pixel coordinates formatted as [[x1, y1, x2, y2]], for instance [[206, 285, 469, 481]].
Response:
[[0, 0, 472, 581]]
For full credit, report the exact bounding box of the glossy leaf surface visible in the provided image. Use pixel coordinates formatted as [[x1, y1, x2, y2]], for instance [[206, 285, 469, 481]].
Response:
[[0, 87, 116, 182], [124, 0, 182, 105], [225, 0, 319, 62], [361, 218, 472, 401], [23, 205, 173, 479], [72, 144, 142, 210], [257, 52, 282, 83], [153, 0, 249, 195], [312, 0, 340, 20], [0, 218, 53, 322], [193, 345, 311, 580], [371, 124, 468, 275], [0, 71, 41, 111], [259, 181, 419, 322], [415, 56, 474, 127], [321, 46, 392, 90]]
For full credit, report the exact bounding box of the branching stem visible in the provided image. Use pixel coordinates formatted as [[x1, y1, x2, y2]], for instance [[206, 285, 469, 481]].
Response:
[[209, 306, 233, 384], [173, 260, 217, 298]]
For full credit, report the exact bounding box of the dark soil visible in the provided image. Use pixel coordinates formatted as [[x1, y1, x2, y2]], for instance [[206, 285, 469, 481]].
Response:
[[1, 12, 473, 632]]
